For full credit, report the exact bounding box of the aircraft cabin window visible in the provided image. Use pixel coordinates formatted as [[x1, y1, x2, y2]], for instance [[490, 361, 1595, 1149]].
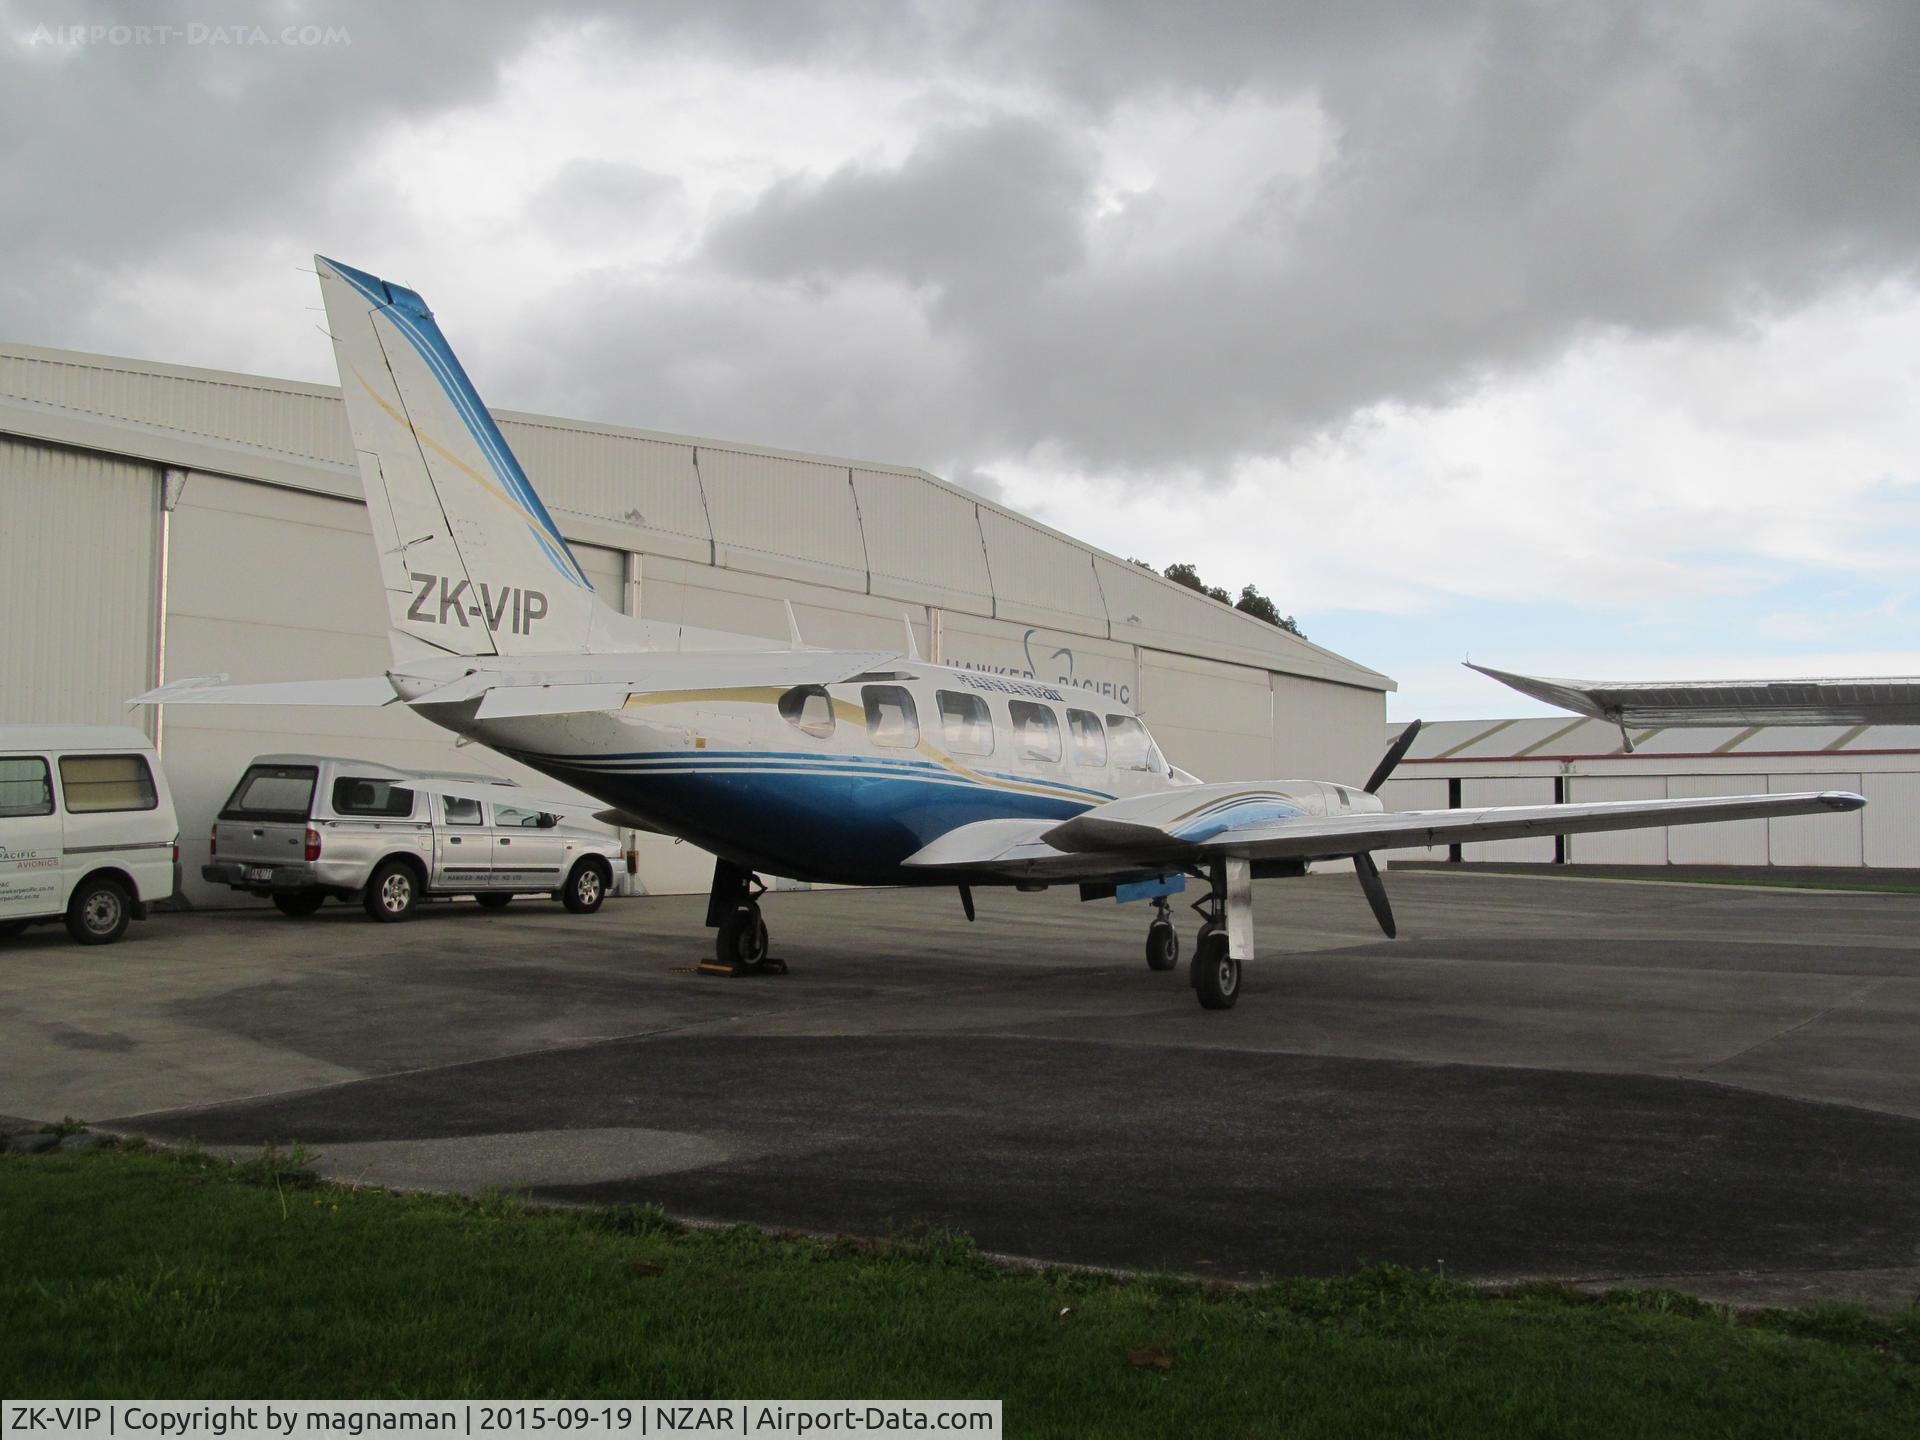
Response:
[[1107, 715, 1159, 771], [1009, 701, 1063, 764], [1066, 709, 1107, 767], [442, 795, 483, 826], [863, 685, 920, 748], [779, 684, 835, 739], [936, 691, 994, 756]]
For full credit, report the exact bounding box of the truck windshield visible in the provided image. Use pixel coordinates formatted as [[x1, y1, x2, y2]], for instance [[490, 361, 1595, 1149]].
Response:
[[221, 763, 318, 823]]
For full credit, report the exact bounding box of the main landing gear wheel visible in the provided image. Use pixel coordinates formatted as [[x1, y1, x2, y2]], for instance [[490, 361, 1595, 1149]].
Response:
[[1191, 929, 1241, 1010], [716, 903, 770, 966], [475, 893, 513, 911], [271, 892, 325, 917], [1145, 918, 1179, 971]]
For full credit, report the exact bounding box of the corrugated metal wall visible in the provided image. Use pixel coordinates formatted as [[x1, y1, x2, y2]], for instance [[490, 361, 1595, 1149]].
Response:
[[1, 345, 1397, 899], [0, 436, 157, 728], [1387, 718, 1910, 869]]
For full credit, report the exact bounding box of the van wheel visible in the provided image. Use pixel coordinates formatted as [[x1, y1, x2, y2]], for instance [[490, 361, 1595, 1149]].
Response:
[[562, 860, 608, 914], [475, 893, 513, 910], [272, 893, 325, 917], [66, 877, 131, 945], [364, 861, 419, 922]]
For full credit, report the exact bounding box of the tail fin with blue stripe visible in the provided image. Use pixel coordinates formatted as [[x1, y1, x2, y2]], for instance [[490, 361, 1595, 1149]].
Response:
[[316, 255, 606, 658]]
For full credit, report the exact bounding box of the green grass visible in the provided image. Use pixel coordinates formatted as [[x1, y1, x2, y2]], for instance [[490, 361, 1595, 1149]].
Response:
[[2, 1147, 1916, 1437]]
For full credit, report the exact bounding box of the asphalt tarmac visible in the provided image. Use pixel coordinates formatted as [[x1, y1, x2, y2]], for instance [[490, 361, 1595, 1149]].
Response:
[[3, 870, 1915, 1307]]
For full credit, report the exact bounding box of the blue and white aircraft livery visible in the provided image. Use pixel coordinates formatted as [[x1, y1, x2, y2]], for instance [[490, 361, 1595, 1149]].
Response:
[[137, 259, 1867, 1009]]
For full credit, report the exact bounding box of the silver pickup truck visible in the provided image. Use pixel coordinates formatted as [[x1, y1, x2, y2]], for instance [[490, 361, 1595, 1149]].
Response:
[[202, 754, 622, 921]]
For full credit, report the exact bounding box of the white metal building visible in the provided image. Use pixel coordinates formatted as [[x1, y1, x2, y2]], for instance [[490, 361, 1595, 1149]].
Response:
[[0, 341, 1394, 904], [1380, 716, 1920, 869]]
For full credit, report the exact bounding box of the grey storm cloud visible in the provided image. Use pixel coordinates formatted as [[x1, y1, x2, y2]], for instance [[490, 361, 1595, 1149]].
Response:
[[3, 0, 1917, 479], [706, 116, 1095, 306], [689, 1, 1920, 471]]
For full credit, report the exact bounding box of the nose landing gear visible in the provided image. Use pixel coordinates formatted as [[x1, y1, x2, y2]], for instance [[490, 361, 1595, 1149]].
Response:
[[1145, 895, 1180, 971]]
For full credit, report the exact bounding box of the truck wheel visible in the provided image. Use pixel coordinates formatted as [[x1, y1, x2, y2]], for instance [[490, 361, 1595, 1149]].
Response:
[[364, 860, 419, 922], [562, 859, 608, 914], [66, 877, 131, 945], [272, 893, 325, 917], [475, 893, 513, 910]]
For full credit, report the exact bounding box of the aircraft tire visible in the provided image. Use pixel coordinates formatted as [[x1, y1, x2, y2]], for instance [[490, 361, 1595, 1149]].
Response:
[[716, 904, 769, 966], [1191, 931, 1240, 1010], [1145, 919, 1179, 971], [475, 893, 513, 910], [272, 892, 325, 917]]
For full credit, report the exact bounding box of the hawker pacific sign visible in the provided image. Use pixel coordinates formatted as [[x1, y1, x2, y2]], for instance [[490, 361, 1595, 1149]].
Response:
[[947, 627, 1134, 707], [407, 573, 548, 636]]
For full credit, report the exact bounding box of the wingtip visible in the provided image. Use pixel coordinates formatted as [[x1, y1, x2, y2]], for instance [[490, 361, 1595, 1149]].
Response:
[[1821, 791, 1869, 812]]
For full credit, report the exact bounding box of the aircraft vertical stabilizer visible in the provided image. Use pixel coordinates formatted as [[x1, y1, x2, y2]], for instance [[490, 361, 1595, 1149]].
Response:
[[316, 256, 603, 658]]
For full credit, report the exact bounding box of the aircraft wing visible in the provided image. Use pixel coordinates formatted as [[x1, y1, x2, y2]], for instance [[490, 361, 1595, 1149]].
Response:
[[132, 649, 898, 715], [904, 783, 1865, 880], [132, 674, 403, 706], [1467, 662, 1920, 727]]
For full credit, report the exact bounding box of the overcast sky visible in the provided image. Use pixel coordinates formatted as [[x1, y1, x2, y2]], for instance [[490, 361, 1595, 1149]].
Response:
[[5, 0, 1917, 718]]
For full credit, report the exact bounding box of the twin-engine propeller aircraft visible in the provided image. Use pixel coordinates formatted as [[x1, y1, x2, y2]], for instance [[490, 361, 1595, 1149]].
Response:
[[137, 258, 1867, 1009]]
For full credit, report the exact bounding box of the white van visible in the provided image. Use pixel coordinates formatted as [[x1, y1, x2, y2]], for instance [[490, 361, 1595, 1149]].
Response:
[[0, 725, 178, 945]]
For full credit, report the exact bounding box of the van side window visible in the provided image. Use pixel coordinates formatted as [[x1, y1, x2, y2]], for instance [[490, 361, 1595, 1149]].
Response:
[[1107, 715, 1159, 771], [332, 777, 415, 818], [779, 684, 835, 739], [863, 685, 920, 748], [58, 754, 159, 813], [1066, 710, 1107, 767], [222, 764, 318, 822], [936, 691, 994, 756], [0, 757, 54, 818], [442, 796, 483, 826], [1009, 701, 1063, 763]]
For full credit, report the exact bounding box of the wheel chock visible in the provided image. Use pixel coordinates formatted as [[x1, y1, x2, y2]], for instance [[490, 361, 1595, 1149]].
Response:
[[696, 956, 790, 978]]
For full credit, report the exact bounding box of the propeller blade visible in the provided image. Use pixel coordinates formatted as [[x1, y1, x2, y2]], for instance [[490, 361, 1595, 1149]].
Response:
[[1364, 718, 1423, 795], [1353, 851, 1397, 939]]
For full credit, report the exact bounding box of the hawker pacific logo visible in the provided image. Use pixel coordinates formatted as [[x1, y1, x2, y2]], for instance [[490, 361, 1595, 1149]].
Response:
[[407, 572, 548, 635], [952, 628, 1133, 705]]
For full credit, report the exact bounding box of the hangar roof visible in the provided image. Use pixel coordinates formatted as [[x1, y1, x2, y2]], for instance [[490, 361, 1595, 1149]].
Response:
[[0, 341, 1390, 694]]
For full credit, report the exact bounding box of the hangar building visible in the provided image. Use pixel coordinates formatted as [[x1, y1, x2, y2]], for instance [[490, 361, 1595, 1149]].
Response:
[[1381, 716, 1920, 870], [0, 341, 1393, 905]]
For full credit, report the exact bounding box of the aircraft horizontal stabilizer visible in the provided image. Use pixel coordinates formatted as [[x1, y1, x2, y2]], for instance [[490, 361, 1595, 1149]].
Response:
[[131, 674, 401, 707], [449, 649, 901, 717]]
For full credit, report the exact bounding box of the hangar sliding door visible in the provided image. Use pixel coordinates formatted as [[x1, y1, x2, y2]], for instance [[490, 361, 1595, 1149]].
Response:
[[1564, 775, 1666, 863], [1460, 777, 1555, 861], [1138, 649, 1272, 782], [0, 437, 157, 727]]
